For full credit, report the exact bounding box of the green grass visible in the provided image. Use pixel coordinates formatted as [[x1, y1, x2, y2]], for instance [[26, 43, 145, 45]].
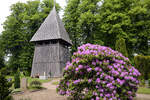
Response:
[[28, 86, 44, 91], [137, 87, 150, 94], [6, 76, 51, 91], [6, 76, 51, 84], [12, 88, 22, 93], [6, 76, 14, 80], [52, 81, 59, 85], [27, 77, 51, 84]]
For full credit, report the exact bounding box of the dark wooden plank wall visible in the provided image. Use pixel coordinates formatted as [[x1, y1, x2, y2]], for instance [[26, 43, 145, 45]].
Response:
[[31, 41, 71, 77], [31, 42, 61, 77], [59, 42, 70, 75]]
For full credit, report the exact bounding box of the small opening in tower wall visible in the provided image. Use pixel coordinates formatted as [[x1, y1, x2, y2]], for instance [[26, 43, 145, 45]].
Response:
[[51, 40, 57, 44], [36, 42, 43, 46], [45, 41, 50, 45]]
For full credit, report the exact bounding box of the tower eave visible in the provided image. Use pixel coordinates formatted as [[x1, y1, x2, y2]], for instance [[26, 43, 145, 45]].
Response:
[[30, 6, 72, 45]]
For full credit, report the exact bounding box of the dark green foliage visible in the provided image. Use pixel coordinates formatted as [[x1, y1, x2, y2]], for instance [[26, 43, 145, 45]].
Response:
[[0, 70, 12, 100], [30, 80, 41, 88], [148, 79, 150, 87], [115, 38, 128, 57], [0, 38, 5, 69], [0, 0, 60, 74], [99, 0, 150, 57], [134, 55, 150, 80], [14, 70, 20, 89], [0, 53, 5, 69], [64, 0, 150, 57], [140, 79, 145, 87], [63, 0, 101, 53], [63, 0, 81, 53]]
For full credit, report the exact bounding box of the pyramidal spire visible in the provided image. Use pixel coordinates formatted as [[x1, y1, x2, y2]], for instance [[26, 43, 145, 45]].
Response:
[[30, 1, 72, 45]]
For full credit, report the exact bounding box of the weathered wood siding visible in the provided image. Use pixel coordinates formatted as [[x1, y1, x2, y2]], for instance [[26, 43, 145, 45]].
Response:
[[31, 41, 71, 77], [59, 42, 70, 75], [31, 42, 61, 77]]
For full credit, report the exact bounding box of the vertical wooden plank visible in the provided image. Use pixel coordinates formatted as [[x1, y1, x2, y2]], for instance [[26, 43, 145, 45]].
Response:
[[31, 40, 71, 77]]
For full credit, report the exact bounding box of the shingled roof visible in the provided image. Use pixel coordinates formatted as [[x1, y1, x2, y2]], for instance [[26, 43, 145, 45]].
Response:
[[30, 6, 72, 45]]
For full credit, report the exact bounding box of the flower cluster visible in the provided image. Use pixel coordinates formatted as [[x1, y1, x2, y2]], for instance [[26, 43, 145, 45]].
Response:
[[56, 43, 140, 100]]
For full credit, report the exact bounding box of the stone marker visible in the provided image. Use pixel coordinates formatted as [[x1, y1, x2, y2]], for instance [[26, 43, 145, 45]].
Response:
[[145, 80, 149, 88], [39, 72, 47, 80], [21, 78, 28, 90], [39, 76, 47, 80]]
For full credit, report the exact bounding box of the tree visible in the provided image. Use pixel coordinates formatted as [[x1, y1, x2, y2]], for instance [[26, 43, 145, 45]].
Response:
[[0, 52, 4, 69], [115, 38, 128, 57], [0, 69, 12, 100], [0, 36, 5, 69], [63, 0, 101, 53], [0, 0, 60, 74], [77, 0, 101, 44], [14, 69, 20, 89], [98, 0, 150, 57], [63, 0, 81, 53], [64, 0, 150, 58]]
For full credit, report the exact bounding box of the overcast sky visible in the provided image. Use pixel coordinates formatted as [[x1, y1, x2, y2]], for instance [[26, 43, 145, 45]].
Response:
[[0, 0, 67, 33]]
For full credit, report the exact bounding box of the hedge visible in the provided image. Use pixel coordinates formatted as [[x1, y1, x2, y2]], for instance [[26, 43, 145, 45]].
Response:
[[134, 55, 150, 80]]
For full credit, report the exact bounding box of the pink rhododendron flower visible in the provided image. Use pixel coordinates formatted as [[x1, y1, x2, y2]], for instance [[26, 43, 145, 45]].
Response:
[[57, 43, 140, 100]]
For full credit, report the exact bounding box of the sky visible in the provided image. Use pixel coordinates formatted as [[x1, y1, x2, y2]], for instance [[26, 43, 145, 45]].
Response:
[[0, 0, 67, 33]]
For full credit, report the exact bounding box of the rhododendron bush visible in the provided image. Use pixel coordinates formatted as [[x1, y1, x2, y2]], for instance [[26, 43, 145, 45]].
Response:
[[56, 44, 140, 100]]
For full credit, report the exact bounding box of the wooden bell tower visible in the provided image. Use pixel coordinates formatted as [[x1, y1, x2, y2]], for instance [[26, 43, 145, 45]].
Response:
[[30, 4, 72, 77]]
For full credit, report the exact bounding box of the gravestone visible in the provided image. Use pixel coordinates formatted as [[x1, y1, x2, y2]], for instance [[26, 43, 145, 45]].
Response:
[[39, 72, 47, 80], [20, 78, 28, 90], [145, 80, 149, 88]]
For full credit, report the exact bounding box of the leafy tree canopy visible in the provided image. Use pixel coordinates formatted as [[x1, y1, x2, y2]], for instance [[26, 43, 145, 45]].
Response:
[[0, 0, 60, 74], [64, 0, 150, 58]]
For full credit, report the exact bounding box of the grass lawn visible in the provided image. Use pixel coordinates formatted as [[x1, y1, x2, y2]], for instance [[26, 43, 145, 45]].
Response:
[[137, 87, 150, 94], [6, 76, 51, 84], [52, 81, 59, 85], [6, 76, 51, 91], [27, 86, 44, 91], [12, 88, 22, 94], [26, 77, 51, 84]]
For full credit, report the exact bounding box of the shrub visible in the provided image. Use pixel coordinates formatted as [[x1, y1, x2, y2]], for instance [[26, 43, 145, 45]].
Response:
[[148, 79, 150, 87], [134, 55, 150, 80], [0, 70, 13, 100], [14, 70, 20, 89], [30, 80, 41, 88], [115, 38, 128, 57], [140, 79, 145, 87], [57, 43, 140, 100]]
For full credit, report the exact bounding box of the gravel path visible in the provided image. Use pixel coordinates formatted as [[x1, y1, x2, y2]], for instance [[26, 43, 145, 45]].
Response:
[[13, 79, 67, 100], [12, 79, 150, 100], [135, 94, 150, 100], [42, 79, 59, 90], [13, 89, 67, 100]]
